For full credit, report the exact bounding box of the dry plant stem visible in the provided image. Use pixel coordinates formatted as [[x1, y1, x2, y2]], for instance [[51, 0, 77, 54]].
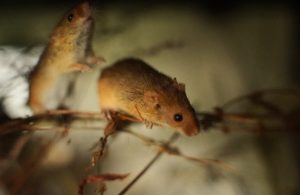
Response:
[[221, 88, 300, 109], [212, 88, 300, 132], [118, 133, 179, 195], [197, 111, 261, 131], [0, 110, 102, 135], [90, 115, 124, 170], [78, 173, 130, 195], [122, 129, 234, 171], [9, 134, 60, 195], [8, 132, 32, 161], [174, 152, 235, 172], [0, 110, 139, 136], [133, 40, 184, 57], [222, 113, 260, 123], [88, 116, 136, 188]]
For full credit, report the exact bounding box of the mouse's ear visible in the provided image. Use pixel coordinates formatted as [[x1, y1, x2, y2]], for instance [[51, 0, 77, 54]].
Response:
[[144, 90, 160, 108], [173, 77, 185, 92], [178, 83, 185, 92]]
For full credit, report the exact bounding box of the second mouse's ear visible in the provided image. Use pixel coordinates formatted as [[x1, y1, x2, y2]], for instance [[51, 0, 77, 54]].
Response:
[[173, 77, 185, 92], [178, 83, 185, 92], [144, 90, 160, 108]]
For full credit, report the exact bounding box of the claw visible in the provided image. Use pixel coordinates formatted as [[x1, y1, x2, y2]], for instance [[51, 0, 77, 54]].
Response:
[[145, 120, 154, 129]]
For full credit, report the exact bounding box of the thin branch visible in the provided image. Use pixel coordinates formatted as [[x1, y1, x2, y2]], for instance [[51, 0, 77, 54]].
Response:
[[221, 88, 300, 109], [8, 134, 61, 195], [8, 132, 32, 161], [78, 173, 129, 195], [118, 133, 179, 195], [121, 129, 235, 171], [0, 110, 139, 135]]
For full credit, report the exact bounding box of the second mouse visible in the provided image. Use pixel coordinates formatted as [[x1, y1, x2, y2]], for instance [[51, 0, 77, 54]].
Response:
[[98, 58, 200, 136]]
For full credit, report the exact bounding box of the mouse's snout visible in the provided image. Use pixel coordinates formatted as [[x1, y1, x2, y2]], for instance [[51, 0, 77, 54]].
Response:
[[77, 1, 92, 18], [181, 117, 200, 136], [182, 125, 200, 136]]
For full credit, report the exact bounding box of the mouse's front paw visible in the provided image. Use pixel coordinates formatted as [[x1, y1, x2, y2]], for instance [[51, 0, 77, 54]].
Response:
[[22, 107, 33, 118], [6, 106, 33, 119], [144, 120, 154, 129], [70, 63, 91, 72], [86, 55, 106, 65]]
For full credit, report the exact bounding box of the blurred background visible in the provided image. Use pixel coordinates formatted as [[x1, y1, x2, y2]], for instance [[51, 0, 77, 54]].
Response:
[[0, 0, 299, 195]]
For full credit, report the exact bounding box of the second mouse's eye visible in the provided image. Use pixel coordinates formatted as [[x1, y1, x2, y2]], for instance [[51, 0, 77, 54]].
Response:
[[67, 14, 74, 22], [174, 113, 183, 122], [155, 104, 161, 110]]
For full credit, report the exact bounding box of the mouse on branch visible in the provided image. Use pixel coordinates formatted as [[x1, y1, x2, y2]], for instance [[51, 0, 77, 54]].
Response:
[[98, 58, 200, 136], [28, 1, 104, 114]]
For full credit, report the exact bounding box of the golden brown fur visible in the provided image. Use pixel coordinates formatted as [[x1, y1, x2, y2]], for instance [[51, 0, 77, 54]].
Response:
[[29, 1, 103, 114], [98, 58, 200, 136]]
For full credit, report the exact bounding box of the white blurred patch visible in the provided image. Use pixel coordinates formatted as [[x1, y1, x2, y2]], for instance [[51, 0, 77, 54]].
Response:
[[0, 46, 43, 118]]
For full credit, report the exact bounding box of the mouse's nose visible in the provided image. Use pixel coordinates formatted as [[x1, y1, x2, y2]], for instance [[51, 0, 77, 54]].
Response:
[[183, 127, 200, 136], [182, 119, 200, 136], [77, 1, 92, 17]]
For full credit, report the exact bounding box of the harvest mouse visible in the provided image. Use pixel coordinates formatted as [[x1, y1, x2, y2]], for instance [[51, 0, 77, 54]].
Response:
[[98, 58, 200, 136], [28, 1, 104, 114]]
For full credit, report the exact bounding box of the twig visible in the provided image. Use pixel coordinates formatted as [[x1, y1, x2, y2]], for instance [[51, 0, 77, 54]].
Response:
[[78, 173, 129, 195], [8, 132, 32, 161], [118, 133, 179, 195], [89, 113, 127, 169], [0, 110, 139, 136], [8, 134, 60, 195], [221, 88, 300, 109], [133, 40, 184, 57], [121, 129, 235, 171], [0, 110, 100, 135]]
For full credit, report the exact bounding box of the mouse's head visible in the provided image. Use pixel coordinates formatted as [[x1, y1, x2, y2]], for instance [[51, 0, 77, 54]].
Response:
[[54, 1, 93, 38], [144, 78, 200, 136]]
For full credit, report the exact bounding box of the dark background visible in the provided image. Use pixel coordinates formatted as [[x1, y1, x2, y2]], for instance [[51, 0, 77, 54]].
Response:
[[0, 1, 299, 194]]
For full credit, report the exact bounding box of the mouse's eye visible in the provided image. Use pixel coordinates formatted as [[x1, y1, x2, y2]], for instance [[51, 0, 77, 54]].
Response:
[[67, 13, 74, 22], [155, 104, 161, 110], [174, 113, 183, 122]]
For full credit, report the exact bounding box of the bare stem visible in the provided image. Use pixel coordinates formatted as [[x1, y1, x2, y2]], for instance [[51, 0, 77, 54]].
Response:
[[118, 133, 179, 195]]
